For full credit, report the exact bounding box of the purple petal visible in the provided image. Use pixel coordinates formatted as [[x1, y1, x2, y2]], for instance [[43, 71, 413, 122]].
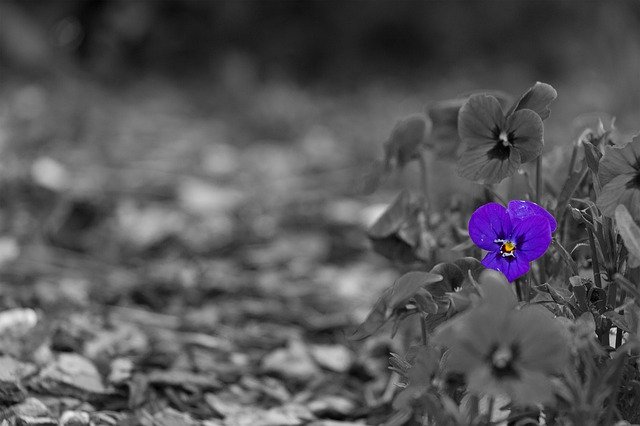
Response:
[[508, 200, 557, 233], [481, 251, 531, 282], [512, 215, 552, 261], [506, 109, 544, 163], [458, 95, 505, 146], [468, 203, 512, 250]]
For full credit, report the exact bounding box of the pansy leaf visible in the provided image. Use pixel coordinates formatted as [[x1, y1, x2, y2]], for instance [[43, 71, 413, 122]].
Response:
[[359, 160, 389, 195], [388, 271, 443, 308], [555, 159, 588, 220], [582, 140, 602, 177], [368, 190, 411, 238], [614, 274, 640, 307], [351, 293, 389, 340], [383, 115, 428, 169], [370, 235, 419, 264], [414, 288, 439, 314], [569, 277, 590, 314], [508, 82, 557, 121], [615, 204, 640, 261], [604, 310, 632, 334]]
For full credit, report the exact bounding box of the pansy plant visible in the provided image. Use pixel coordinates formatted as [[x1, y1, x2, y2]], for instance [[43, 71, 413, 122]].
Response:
[[468, 200, 556, 282], [457, 82, 557, 184]]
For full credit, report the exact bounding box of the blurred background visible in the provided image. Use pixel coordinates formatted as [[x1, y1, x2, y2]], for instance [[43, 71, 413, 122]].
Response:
[[0, 1, 639, 423]]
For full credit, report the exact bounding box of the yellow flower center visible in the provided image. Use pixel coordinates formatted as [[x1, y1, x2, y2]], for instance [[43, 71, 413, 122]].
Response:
[[500, 241, 516, 256]]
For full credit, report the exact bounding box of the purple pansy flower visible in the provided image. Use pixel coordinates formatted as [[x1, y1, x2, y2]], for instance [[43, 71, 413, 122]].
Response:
[[468, 201, 556, 282]]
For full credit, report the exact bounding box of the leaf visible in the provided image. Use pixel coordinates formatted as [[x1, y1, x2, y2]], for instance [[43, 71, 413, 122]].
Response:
[[414, 289, 438, 314], [351, 272, 442, 340], [582, 140, 602, 180], [555, 159, 587, 220], [383, 115, 428, 169], [359, 159, 389, 195], [569, 277, 589, 314], [368, 190, 411, 238], [604, 311, 632, 333], [370, 235, 419, 264], [508, 82, 558, 120], [351, 292, 389, 340], [615, 204, 640, 260], [552, 239, 580, 276], [614, 274, 640, 306], [388, 271, 443, 308]]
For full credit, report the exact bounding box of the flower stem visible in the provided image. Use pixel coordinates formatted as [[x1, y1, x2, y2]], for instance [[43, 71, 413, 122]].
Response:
[[536, 156, 547, 285], [514, 279, 523, 302], [420, 314, 428, 346], [417, 149, 431, 221], [486, 396, 494, 424], [535, 155, 542, 205]]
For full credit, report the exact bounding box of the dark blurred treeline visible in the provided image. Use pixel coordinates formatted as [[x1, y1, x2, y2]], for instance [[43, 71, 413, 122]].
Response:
[[1, 0, 639, 89]]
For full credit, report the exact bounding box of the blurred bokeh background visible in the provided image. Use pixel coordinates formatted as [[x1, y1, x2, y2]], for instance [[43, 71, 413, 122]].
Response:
[[0, 1, 639, 423], [1, 0, 640, 340]]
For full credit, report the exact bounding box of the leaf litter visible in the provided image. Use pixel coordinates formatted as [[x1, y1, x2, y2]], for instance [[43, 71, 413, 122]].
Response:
[[0, 79, 407, 425]]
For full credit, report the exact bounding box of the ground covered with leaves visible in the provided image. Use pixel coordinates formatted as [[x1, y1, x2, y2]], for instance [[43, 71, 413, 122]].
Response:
[[0, 76, 429, 425], [1, 70, 640, 426]]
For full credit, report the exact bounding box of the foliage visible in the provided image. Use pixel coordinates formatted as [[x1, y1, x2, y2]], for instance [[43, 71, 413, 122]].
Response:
[[358, 82, 640, 425]]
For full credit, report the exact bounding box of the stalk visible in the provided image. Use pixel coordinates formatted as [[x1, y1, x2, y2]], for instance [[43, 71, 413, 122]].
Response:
[[420, 314, 428, 346], [486, 396, 494, 425], [514, 279, 523, 302], [417, 149, 431, 221], [536, 156, 547, 285], [587, 228, 603, 289]]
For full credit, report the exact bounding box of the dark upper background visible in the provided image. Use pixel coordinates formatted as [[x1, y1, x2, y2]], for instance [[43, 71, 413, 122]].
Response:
[[3, 1, 639, 95], [1, 0, 639, 197]]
